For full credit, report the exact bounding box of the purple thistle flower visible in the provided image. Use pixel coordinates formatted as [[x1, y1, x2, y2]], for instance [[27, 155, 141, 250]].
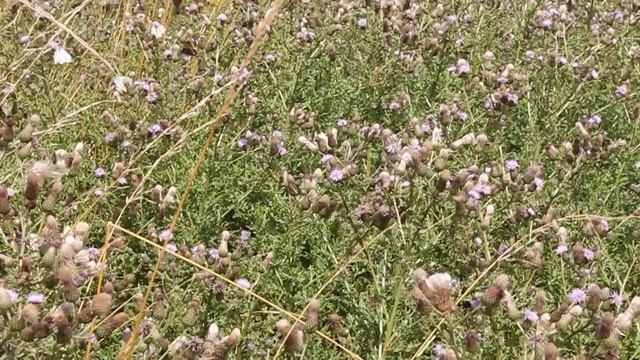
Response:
[[95, 167, 106, 177], [584, 248, 595, 261], [357, 18, 368, 29], [337, 119, 348, 128], [148, 123, 162, 135], [470, 297, 482, 310], [237, 138, 249, 149], [610, 292, 623, 307], [569, 288, 586, 303], [116, 177, 127, 186], [558, 56, 568, 65], [590, 69, 599, 79], [434, 344, 446, 357], [524, 309, 539, 322], [166, 244, 178, 253], [555, 244, 568, 255], [616, 84, 629, 98], [533, 177, 544, 191], [588, 115, 602, 125], [385, 142, 401, 154], [214, 72, 224, 85], [6, 289, 19, 303], [208, 248, 220, 262], [321, 154, 334, 164], [87, 247, 100, 260], [27, 293, 46, 304], [329, 169, 344, 182], [123, 327, 132, 342], [19, 35, 29, 44], [505, 159, 519, 171], [217, 13, 228, 23], [457, 110, 468, 122], [158, 229, 173, 242]]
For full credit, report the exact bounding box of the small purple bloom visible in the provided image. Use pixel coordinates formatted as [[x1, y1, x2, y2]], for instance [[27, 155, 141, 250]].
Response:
[[217, 13, 228, 23], [589, 115, 602, 125], [6, 289, 19, 303], [208, 248, 220, 261], [434, 344, 446, 357], [329, 168, 344, 182], [240, 230, 251, 242], [117, 177, 127, 186], [158, 229, 173, 242], [87, 247, 100, 260], [616, 84, 629, 98], [19, 35, 29, 44], [236, 278, 251, 289], [95, 167, 106, 177], [457, 110, 468, 122], [590, 69, 599, 79], [569, 288, 586, 303], [505, 159, 519, 171], [610, 292, 623, 307], [27, 293, 46, 304], [584, 248, 595, 261], [555, 244, 568, 255], [237, 138, 249, 149], [94, 189, 104, 197], [319, 155, 333, 164], [166, 244, 178, 253], [214, 72, 224, 85], [337, 119, 348, 128], [533, 177, 544, 191], [357, 18, 368, 29], [524, 309, 539, 322], [558, 56, 568, 65]]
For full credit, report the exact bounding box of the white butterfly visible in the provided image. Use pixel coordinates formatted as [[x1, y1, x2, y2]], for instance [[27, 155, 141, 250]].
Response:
[[54, 46, 73, 64], [150, 21, 165, 39], [113, 76, 132, 93]]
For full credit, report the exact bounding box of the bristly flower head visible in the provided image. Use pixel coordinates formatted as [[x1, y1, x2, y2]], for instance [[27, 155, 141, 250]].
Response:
[[569, 288, 586, 304]]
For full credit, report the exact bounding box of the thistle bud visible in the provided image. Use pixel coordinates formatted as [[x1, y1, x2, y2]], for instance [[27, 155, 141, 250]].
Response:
[[21, 304, 40, 324], [25, 171, 41, 209], [276, 319, 304, 353], [464, 330, 481, 353], [543, 342, 560, 360], [586, 284, 603, 311], [91, 292, 112, 316], [306, 298, 320, 330]]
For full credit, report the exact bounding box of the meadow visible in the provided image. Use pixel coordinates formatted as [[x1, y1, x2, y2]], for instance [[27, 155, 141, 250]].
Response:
[[1, 0, 640, 359]]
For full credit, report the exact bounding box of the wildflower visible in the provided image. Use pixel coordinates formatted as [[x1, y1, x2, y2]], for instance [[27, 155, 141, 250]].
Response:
[[94, 189, 104, 197], [236, 278, 251, 289], [524, 309, 539, 322], [533, 177, 544, 191], [555, 244, 568, 255], [584, 248, 595, 261], [148, 123, 162, 135], [95, 167, 106, 177], [590, 69, 599, 79], [208, 248, 220, 261], [214, 73, 224, 85], [357, 18, 368, 29], [456, 58, 471, 75], [19, 35, 29, 44], [589, 115, 602, 125], [329, 169, 344, 182], [505, 159, 519, 171], [217, 13, 228, 23], [610, 292, 623, 307], [116, 177, 127, 186], [569, 288, 586, 304], [616, 84, 629, 98], [158, 229, 173, 242], [337, 119, 348, 128], [434, 344, 446, 357], [166, 244, 177, 253]]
